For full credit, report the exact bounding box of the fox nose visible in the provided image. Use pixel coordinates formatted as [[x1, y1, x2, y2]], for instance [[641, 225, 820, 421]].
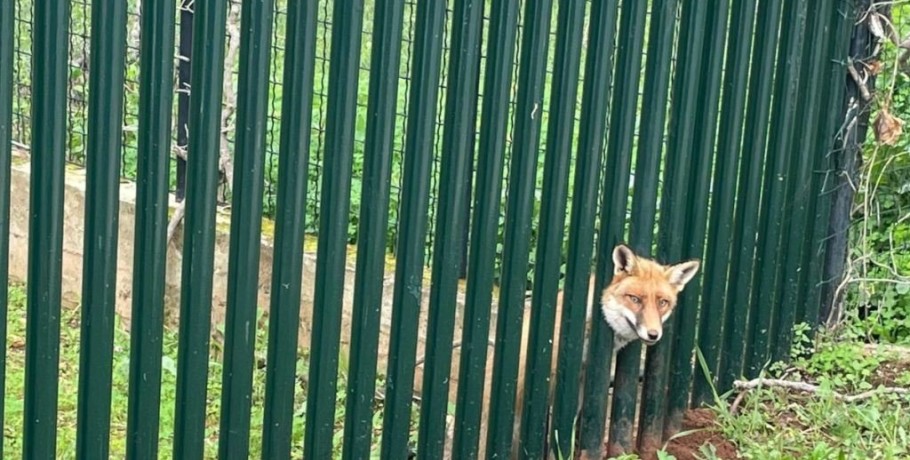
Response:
[[647, 330, 660, 341]]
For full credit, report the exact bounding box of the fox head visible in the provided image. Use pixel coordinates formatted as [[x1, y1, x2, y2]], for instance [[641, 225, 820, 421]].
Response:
[[600, 244, 700, 349]]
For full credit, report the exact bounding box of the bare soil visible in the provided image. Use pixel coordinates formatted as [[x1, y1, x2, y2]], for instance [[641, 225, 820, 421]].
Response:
[[661, 409, 738, 460], [868, 358, 910, 388]]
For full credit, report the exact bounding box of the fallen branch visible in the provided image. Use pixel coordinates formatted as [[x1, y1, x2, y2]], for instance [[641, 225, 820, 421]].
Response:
[[733, 377, 910, 403]]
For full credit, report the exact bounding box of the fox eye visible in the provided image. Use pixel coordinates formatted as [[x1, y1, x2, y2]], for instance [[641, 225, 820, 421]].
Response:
[[659, 299, 669, 308], [627, 295, 641, 305]]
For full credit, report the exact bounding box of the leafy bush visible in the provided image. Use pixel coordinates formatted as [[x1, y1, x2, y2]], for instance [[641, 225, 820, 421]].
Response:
[[845, 4, 910, 344]]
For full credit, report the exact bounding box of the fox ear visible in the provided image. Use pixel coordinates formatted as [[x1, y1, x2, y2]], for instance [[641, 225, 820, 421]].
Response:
[[612, 244, 636, 275], [666, 260, 700, 291]]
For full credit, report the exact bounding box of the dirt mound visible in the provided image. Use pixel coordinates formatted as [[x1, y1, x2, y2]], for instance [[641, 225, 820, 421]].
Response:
[[662, 409, 738, 460]]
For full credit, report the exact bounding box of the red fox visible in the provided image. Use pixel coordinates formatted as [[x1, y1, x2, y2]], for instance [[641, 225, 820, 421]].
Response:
[[598, 243, 701, 351], [476, 244, 700, 459]]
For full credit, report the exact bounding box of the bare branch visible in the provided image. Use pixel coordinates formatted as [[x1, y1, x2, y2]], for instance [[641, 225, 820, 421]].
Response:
[[166, 201, 186, 247], [218, 2, 241, 196], [847, 59, 874, 102]]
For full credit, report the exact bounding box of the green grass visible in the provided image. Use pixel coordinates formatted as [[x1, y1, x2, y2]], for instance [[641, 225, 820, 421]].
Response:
[[2, 283, 416, 459], [701, 328, 910, 460]]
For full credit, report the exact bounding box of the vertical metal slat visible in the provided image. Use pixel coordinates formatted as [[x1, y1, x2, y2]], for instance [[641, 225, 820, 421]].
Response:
[[578, 0, 649, 455], [717, 0, 784, 393], [637, 0, 709, 450], [518, 0, 584, 456], [301, 0, 364, 456], [747, 0, 808, 378], [125, 0, 177, 457], [23, 1, 69, 456], [451, 0, 520, 456], [260, 0, 318, 457], [218, 0, 274, 456], [775, 0, 832, 362], [819, 0, 871, 327], [0, 1, 13, 457], [341, 0, 405, 457], [382, 0, 445, 459], [664, 0, 729, 434], [76, 0, 128, 456], [378, 0, 447, 455], [172, 0, 227, 456], [484, 0, 553, 456], [415, 0, 483, 456], [608, 0, 678, 455], [549, 1, 619, 456], [802, 0, 854, 328], [691, 0, 758, 405]]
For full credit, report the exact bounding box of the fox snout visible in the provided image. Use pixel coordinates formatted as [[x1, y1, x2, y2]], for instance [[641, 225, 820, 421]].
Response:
[[633, 306, 664, 345]]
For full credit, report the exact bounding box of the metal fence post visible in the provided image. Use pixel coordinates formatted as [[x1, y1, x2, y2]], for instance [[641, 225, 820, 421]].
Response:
[[820, 0, 875, 326], [637, 0, 709, 448], [518, 0, 585, 456], [775, 0, 837, 363], [484, 0, 554, 455], [609, 0, 678, 455], [578, 0, 649, 454], [664, 0, 730, 435], [804, 0, 854, 327]]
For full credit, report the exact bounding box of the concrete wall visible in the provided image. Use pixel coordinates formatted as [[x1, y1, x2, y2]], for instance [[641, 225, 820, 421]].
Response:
[[6, 149, 502, 402]]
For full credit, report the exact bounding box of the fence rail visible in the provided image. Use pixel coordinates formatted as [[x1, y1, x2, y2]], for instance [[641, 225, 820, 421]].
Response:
[[1, 0, 862, 458]]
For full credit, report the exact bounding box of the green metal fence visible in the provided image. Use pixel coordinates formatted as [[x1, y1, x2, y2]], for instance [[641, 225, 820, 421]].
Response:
[[0, 0, 863, 458]]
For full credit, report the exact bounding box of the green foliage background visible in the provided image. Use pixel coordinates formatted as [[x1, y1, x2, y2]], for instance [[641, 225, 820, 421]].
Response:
[[846, 5, 910, 344]]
